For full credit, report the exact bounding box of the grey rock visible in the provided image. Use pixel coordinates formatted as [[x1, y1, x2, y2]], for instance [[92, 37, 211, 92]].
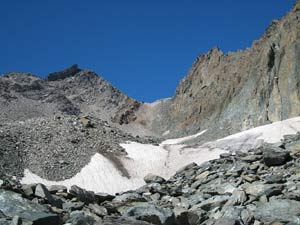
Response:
[[244, 183, 283, 198], [10, 216, 22, 225], [192, 195, 230, 211], [34, 183, 62, 208], [125, 203, 175, 225], [175, 209, 207, 225], [46, 64, 80, 81], [70, 185, 95, 204], [254, 199, 300, 223], [262, 147, 290, 166], [0, 189, 59, 225], [48, 185, 67, 194], [102, 216, 153, 225], [214, 218, 241, 225], [144, 174, 166, 184], [63, 201, 85, 211], [95, 192, 115, 203], [66, 211, 96, 225], [88, 204, 108, 217], [225, 190, 247, 206], [22, 184, 36, 197]]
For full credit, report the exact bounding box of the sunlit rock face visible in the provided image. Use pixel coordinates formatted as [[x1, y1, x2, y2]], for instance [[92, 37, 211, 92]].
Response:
[[147, 8, 300, 140]]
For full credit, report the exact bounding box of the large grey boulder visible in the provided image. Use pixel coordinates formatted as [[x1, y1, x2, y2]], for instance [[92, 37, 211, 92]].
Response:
[[262, 147, 290, 167], [70, 185, 95, 204], [254, 199, 300, 223], [0, 189, 59, 225], [124, 203, 175, 225], [144, 174, 166, 184]]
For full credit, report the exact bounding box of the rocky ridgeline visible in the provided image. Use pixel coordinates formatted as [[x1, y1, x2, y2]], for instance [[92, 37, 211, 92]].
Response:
[[1, 134, 300, 225], [149, 6, 300, 140]]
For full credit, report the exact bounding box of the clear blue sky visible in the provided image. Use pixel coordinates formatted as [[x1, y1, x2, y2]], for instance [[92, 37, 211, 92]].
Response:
[[0, 0, 295, 102]]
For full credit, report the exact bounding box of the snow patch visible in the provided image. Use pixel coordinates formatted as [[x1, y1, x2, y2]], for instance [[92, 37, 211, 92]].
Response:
[[21, 117, 300, 194]]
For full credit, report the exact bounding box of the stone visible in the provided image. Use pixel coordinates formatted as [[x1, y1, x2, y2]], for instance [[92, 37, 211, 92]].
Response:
[[11, 216, 22, 225], [125, 203, 175, 225], [95, 192, 115, 203], [66, 211, 96, 225], [45, 64, 80, 81], [88, 204, 108, 217], [79, 116, 94, 128], [0, 189, 59, 225], [34, 183, 62, 208], [254, 199, 300, 223], [285, 140, 300, 156], [69, 185, 95, 204], [244, 183, 283, 198], [194, 171, 210, 181], [225, 190, 247, 206], [22, 184, 36, 197], [262, 147, 290, 166], [176, 163, 198, 175], [265, 174, 285, 184], [175, 209, 207, 225], [192, 195, 230, 211], [63, 201, 85, 211], [48, 185, 67, 194], [144, 174, 166, 184], [240, 155, 262, 163], [214, 218, 241, 225]]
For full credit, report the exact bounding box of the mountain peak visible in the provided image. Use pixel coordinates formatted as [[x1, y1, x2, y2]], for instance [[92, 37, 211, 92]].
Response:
[[293, 0, 299, 11], [45, 64, 81, 81]]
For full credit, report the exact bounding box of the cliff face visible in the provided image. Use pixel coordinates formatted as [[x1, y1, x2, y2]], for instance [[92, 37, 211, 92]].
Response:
[[150, 7, 300, 138]]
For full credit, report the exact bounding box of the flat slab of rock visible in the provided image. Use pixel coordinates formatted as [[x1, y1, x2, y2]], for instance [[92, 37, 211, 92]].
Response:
[[254, 199, 300, 223]]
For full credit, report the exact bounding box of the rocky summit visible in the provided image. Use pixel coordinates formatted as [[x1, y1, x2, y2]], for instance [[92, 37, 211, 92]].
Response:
[[1, 1, 300, 225]]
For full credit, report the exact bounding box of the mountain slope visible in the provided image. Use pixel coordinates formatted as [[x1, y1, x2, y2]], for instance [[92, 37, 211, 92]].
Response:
[[0, 65, 141, 129]]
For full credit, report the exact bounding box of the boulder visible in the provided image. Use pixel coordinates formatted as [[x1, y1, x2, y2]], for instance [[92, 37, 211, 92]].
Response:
[[35, 183, 62, 208], [70, 185, 95, 204], [125, 203, 175, 225], [95, 192, 115, 203], [244, 183, 283, 198], [214, 218, 241, 225], [48, 185, 67, 194], [144, 174, 166, 184], [262, 147, 290, 166], [0, 189, 59, 225], [254, 199, 300, 223], [22, 184, 36, 197], [175, 209, 207, 225], [88, 204, 108, 217]]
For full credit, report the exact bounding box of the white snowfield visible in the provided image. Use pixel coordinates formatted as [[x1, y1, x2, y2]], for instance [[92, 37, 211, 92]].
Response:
[[21, 117, 300, 194]]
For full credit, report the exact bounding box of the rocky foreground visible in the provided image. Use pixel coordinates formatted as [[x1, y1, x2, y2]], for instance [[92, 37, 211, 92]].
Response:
[[1, 134, 300, 225]]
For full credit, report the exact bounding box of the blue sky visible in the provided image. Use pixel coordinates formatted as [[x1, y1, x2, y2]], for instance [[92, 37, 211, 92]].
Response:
[[0, 0, 295, 102]]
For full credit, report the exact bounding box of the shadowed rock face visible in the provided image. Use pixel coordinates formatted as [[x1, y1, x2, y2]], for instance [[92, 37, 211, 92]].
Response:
[[148, 8, 300, 139], [45, 64, 81, 81]]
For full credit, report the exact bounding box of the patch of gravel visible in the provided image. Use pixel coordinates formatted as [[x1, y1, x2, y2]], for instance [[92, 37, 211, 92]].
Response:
[[0, 115, 159, 181]]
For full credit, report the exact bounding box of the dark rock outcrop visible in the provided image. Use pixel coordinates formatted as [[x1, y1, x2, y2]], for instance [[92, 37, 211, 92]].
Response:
[[45, 64, 80, 81]]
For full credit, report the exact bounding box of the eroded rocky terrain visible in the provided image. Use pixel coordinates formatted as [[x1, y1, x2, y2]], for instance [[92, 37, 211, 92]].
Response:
[[1, 134, 300, 225], [1, 2, 300, 225]]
